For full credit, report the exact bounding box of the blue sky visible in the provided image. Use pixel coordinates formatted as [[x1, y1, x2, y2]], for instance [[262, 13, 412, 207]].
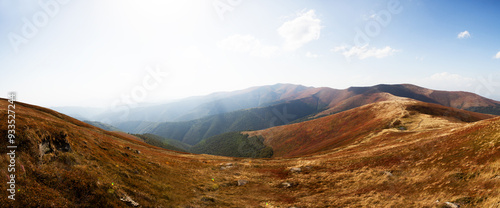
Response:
[[0, 0, 499, 107]]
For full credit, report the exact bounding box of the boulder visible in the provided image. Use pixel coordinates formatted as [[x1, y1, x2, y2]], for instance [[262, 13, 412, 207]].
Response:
[[290, 167, 302, 173], [120, 194, 139, 207], [381, 171, 393, 177], [39, 139, 53, 157], [39, 131, 72, 157], [281, 182, 292, 188], [220, 162, 235, 170], [237, 179, 248, 186], [444, 202, 460, 208]]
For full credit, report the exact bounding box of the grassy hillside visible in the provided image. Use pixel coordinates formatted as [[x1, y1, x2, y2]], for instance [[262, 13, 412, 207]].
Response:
[[132, 133, 189, 152], [190, 132, 273, 158], [142, 98, 320, 145], [115, 84, 500, 147], [0, 99, 210, 207], [248, 99, 496, 158], [2, 98, 500, 207], [83, 120, 122, 132], [466, 104, 500, 115], [112, 120, 160, 133]]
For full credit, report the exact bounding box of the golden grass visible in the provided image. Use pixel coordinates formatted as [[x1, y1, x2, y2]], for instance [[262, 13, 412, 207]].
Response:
[[0, 98, 499, 207]]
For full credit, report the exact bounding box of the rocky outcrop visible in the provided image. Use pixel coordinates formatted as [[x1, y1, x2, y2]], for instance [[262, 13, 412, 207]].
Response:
[[289, 167, 301, 173], [220, 162, 235, 170], [444, 202, 460, 208], [237, 179, 248, 186], [38, 131, 71, 161], [120, 193, 140, 207]]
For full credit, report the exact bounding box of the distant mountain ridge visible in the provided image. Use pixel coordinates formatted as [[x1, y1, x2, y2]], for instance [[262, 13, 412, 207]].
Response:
[[83, 120, 122, 132], [52, 84, 315, 123], [54, 83, 500, 125], [113, 97, 321, 145], [103, 83, 500, 147]]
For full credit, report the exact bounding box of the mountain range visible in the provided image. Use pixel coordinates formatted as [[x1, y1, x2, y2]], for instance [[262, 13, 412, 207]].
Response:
[[56, 83, 500, 123], [61, 84, 500, 149], [2, 83, 500, 207]]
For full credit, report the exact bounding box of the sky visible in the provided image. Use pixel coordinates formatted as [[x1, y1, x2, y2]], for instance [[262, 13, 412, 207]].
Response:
[[1, 0, 500, 107]]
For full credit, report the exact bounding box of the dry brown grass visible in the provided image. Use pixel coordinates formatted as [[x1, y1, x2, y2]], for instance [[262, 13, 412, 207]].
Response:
[[1, 98, 500, 207]]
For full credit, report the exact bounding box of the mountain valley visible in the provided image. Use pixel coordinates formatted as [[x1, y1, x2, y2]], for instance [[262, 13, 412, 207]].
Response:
[[2, 84, 500, 207]]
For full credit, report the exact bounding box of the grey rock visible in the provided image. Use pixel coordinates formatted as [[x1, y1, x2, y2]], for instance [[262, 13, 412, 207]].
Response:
[[290, 167, 302, 173], [120, 194, 139, 207], [444, 202, 460, 208], [281, 182, 292, 188], [220, 163, 234, 170], [39, 140, 53, 157], [382, 171, 393, 177], [38, 132, 72, 160], [237, 179, 248, 186]]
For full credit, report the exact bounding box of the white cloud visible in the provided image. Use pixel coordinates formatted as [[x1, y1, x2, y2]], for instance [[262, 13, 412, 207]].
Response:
[[277, 9, 322, 51], [305, 51, 319, 58], [421, 72, 475, 91], [333, 45, 399, 60], [495, 51, 500, 59], [457, 30, 471, 39], [429, 72, 473, 82], [217, 34, 279, 57]]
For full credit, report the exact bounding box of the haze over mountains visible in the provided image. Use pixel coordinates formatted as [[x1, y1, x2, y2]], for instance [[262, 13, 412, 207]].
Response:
[[2, 86, 500, 206], [55, 83, 500, 149]]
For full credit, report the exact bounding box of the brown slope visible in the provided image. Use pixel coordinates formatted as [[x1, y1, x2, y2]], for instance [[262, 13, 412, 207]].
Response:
[[261, 83, 500, 121], [349, 84, 500, 110], [2, 98, 500, 207], [109, 131, 144, 142], [0, 98, 215, 207], [314, 92, 402, 117], [401, 83, 500, 108], [246, 99, 495, 158], [247, 109, 500, 207], [306, 84, 500, 118], [235, 83, 500, 113]]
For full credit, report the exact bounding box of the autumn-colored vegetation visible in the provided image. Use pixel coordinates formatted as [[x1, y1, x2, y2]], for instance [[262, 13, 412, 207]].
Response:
[[1, 98, 500, 207]]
